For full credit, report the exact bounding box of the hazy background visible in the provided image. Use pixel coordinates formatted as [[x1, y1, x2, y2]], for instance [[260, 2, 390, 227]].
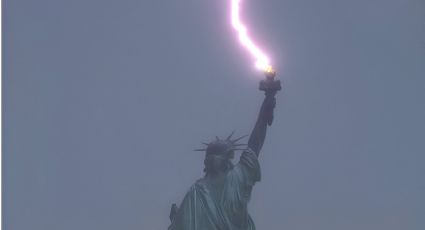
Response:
[[3, 0, 425, 229]]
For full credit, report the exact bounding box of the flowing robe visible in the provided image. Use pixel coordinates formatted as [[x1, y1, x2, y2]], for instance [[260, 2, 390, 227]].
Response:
[[168, 149, 261, 230]]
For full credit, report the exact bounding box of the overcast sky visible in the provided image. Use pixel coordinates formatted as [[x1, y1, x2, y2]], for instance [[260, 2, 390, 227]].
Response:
[[3, 0, 425, 229]]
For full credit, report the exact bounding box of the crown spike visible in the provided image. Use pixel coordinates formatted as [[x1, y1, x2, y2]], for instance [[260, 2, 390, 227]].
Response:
[[226, 130, 236, 140], [193, 148, 207, 151]]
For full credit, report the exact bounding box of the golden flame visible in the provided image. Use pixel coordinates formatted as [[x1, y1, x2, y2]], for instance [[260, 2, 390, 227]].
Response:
[[265, 66, 274, 73]]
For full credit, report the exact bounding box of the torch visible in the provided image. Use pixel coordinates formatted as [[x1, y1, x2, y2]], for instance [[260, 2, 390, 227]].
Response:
[[259, 66, 281, 126], [259, 66, 281, 95]]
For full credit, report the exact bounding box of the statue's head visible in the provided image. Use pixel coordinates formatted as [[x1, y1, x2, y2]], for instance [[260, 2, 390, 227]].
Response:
[[195, 132, 247, 175]]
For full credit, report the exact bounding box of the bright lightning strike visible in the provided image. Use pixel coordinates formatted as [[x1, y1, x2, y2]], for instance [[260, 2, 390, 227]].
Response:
[[231, 0, 273, 73]]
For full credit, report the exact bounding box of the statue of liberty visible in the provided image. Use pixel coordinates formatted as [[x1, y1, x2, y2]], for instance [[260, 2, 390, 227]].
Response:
[[168, 71, 281, 230]]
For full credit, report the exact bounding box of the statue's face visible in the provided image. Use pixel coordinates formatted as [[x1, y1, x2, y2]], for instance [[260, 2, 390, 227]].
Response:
[[226, 150, 235, 160], [210, 157, 226, 172], [204, 150, 234, 174]]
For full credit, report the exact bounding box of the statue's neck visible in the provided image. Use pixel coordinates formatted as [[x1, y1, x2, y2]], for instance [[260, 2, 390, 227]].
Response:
[[205, 170, 227, 179]]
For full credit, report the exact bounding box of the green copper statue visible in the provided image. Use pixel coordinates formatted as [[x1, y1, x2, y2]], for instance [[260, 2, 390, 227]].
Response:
[[168, 71, 281, 230]]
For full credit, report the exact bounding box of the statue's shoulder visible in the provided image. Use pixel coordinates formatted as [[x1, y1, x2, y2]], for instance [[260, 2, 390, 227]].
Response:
[[187, 178, 208, 193], [178, 178, 209, 211]]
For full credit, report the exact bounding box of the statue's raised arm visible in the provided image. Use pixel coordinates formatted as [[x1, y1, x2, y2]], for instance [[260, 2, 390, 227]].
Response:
[[248, 71, 281, 157]]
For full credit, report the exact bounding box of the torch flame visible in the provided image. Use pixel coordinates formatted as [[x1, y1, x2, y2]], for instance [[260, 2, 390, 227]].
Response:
[[231, 0, 272, 73]]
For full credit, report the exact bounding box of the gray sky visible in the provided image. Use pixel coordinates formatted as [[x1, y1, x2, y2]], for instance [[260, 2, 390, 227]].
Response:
[[3, 0, 425, 229]]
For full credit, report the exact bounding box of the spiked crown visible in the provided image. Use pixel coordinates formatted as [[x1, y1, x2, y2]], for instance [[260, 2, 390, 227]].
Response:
[[194, 131, 247, 156]]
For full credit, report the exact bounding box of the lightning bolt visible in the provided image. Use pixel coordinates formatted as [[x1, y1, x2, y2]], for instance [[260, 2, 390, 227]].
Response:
[[231, 0, 273, 73]]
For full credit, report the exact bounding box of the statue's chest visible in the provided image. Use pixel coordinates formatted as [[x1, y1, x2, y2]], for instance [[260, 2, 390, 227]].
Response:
[[204, 180, 226, 202]]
